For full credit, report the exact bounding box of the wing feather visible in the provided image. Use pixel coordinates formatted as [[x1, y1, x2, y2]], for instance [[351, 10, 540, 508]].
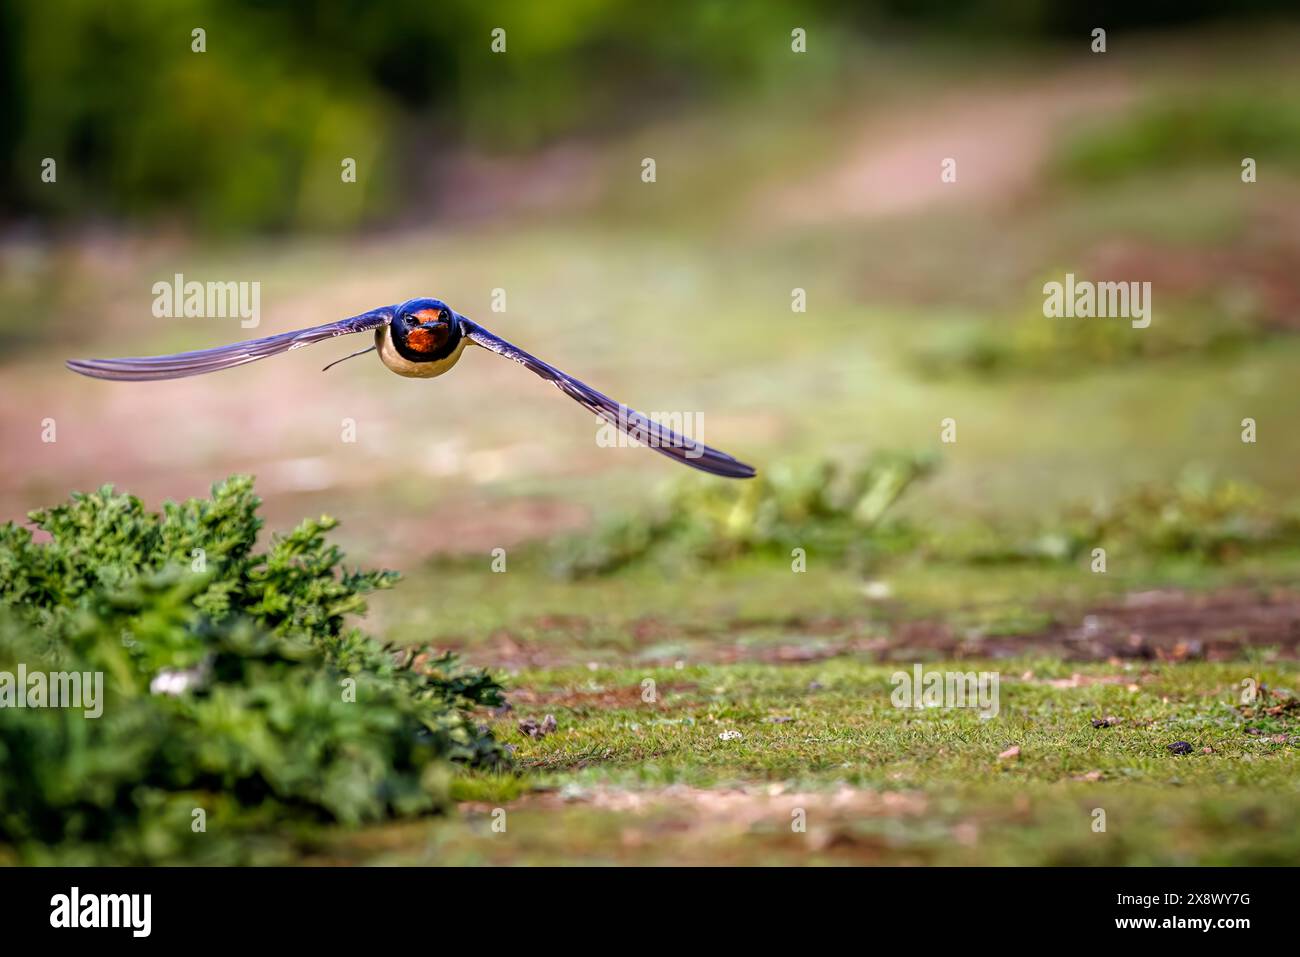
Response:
[[464, 320, 755, 479], [66, 307, 395, 381]]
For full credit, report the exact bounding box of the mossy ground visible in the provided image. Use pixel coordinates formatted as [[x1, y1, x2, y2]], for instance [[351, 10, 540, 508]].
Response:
[[317, 542, 1300, 865], [316, 650, 1300, 865], [4, 28, 1300, 865]]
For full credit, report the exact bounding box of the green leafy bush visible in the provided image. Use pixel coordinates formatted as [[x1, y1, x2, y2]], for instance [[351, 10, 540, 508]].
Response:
[[0, 476, 504, 864], [912, 297, 1263, 380], [1055, 91, 1300, 184], [933, 472, 1300, 565], [552, 453, 936, 577], [551, 457, 1300, 579]]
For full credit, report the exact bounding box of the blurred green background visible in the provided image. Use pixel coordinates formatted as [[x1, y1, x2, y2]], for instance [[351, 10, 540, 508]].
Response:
[[4, 1, 1299, 232], [3, 0, 1300, 579]]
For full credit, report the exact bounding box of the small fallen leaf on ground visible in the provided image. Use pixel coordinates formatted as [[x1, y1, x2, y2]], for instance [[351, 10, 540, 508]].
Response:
[[1167, 741, 1194, 755], [998, 745, 1021, 761], [1091, 715, 1121, 728], [1074, 770, 1104, 782]]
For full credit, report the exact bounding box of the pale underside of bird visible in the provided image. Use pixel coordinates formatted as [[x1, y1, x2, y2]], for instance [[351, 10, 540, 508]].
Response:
[[66, 298, 756, 479]]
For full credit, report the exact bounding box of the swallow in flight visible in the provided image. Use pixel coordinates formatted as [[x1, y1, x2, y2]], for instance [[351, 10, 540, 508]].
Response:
[[66, 298, 755, 478]]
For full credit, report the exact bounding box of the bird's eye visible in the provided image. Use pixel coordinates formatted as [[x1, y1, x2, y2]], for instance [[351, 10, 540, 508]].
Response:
[[439, 308, 451, 323]]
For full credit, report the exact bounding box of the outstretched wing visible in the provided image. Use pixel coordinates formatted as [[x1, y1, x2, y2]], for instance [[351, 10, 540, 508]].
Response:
[[463, 319, 755, 479], [65, 307, 395, 381]]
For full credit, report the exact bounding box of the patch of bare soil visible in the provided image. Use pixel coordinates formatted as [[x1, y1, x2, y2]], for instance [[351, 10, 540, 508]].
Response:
[[507, 682, 699, 711], [459, 588, 1300, 670], [873, 588, 1300, 662], [469, 783, 927, 817], [330, 784, 956, 864], [461, 784, 938, 858], [1021, 587, 1300, 661], [371, 497, 590, 564], [1080, 213, 1300, 330], [760, 68, 1133, 227], [874, 587, 1300, 662]]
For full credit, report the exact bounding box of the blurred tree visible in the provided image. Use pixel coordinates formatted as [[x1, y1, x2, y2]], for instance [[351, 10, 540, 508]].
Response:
[[3, 0, 1296, 233]]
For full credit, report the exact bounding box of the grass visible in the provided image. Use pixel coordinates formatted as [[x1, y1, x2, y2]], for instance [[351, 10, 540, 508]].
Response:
[[350, 509, 1300, 866], [315, 657, 1300, 865], [507, 659, 1296, 785], [376, 538, 1300, 664]]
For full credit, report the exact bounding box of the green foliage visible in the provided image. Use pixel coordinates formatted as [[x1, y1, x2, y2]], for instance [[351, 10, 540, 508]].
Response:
[[552, 457, 1300, 579], [4, 4, 1297, 231], [1, 0, 839, 231], [936, 471, 1300, 565], [913, 297, 1263, 380], [553, 453, 936, 577], [1056, 90, 1300, 184], [0, 476, 504, 863]]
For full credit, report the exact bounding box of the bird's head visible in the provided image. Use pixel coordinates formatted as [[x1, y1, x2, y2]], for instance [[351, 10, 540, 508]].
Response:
[[391, 297, 464, 360]]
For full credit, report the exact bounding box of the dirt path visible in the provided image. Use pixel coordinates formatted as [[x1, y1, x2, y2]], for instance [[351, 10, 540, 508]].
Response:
[[759, 67, 1133, 227], [461, 587, 1300, 670], [901, 586, 1300, 661]]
